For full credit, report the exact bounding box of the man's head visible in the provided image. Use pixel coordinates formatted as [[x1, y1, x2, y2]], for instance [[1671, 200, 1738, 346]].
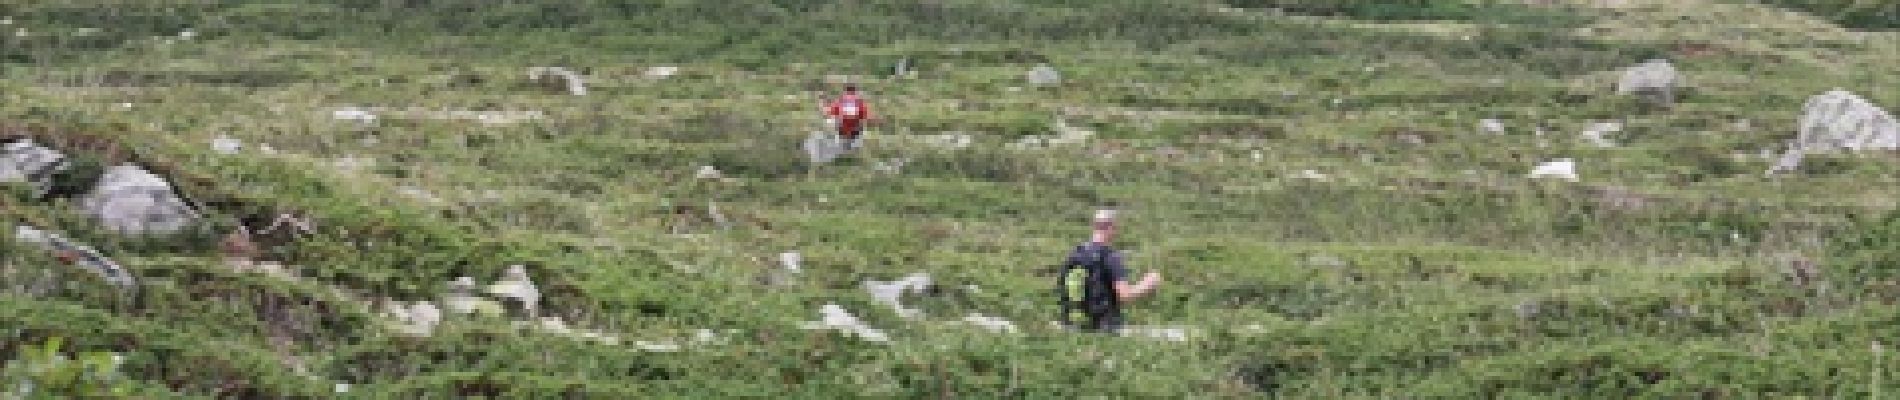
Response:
[[843, 84, 858, 93], [1090, 209, 1116, 243]]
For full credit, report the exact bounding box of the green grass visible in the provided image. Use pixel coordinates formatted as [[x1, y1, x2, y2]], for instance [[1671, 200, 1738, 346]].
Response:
[[4, 0, 1900, 397]]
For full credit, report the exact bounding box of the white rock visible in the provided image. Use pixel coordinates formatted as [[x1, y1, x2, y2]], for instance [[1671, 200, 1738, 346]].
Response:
[[778, 251, 802, 273], [409, 301, 442, 332], [1050, 119, 1095, 144], [334, 383, 351, 393], [1294, 169, 1328, 181], [872, 158, 907, 174], [864, 273, 931, 320], [80, 165, 201, 235], [1766, 149, 1805, 175], [1580, 122, 1621, 148], [800, 303, 890, 343], [645, 66, 679, 79], [1529, 159, 1579, 182], [331, 156, 372, 172], [0, 18, 11, 25], [526, 67, 588, 96], [397, 186, 441, 205], [211, 135, 243, 155], [177, 29, 195, 40], [443, 277, 503, 315], [695, 165, 723, 180], [1616, 59, 1679, 103], [1120, 326, 1195, 342], [331, 107, 377, 122], [1792, 89, 1898, 153], [962, 313, 1018, 333], [536, 316, 570, 335], [1027, 64, 1062, 86], [486, 265, 540, 317], [0, 140, 66, 188], [804, 131, 845, 164], [1478, 119, 1506, 134], [634, 341, 683, 352]]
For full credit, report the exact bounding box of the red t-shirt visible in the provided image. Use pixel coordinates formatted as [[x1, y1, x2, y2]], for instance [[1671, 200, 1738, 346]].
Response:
[[825, 94, 871, 131]]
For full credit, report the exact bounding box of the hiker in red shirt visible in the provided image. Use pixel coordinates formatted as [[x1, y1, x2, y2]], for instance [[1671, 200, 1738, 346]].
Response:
[[824, 85, 873, 151]]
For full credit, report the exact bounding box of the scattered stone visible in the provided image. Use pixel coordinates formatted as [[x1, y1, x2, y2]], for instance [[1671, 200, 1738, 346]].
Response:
[[80, 164, 201, 235], [1791, 89, 1898, 153], [13, 225, 137, 289], [330, 156, 372, 173], [1529, 159, 1579, 182], [1293, 169, 1329, 181], [919, 133, 974, 150], [211, 135, 242, 155], [1478, 119, 1506, 134], [177, 29, 196, 40], [962, 313, 1018, 333], [779, 251, 802, 273], [864, 273, 932, 320], [526, 67, 588, 96], [443, 276, 504, 316], [644, 66, 679, 79], [1766, 148, 1805, 175], [1580, 122, 1621, 147], [0, 139, 67, 191], [409, 301, 442, 333], [1616, 59, 1679, 104], [695, 165, 723, 180], [872, 158, 908, 174], [799, 303, 890, 343], [633, 341, 683, 352], [1027, 64, 1062, 86], [1120, 325, 1195, 342], [486, 265, 541, 318], [331, 107, 377, 123], [397, 186, 442, 205]]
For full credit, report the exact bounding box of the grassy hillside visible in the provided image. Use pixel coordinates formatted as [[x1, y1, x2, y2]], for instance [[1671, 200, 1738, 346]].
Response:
[[4, 0, 1900, 397]]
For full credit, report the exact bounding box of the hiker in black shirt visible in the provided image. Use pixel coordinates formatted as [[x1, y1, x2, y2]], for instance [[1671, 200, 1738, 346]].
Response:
[[1059, 209, 1162, 333]]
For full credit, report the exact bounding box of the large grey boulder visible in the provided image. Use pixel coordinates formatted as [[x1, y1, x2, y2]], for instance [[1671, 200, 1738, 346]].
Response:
[[79, 165, 201, 235], [1793, 89, 1898, 153], [1617, 59, 1679, 104], [803, 130, 846, 164], [0, 139, 67, 190]]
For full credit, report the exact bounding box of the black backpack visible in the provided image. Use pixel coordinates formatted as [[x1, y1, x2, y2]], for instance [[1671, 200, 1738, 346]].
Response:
[[1057, 244, 1118, 327]]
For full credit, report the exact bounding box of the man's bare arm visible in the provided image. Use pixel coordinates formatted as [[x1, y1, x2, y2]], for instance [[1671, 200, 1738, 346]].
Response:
[[1115, 272, 1162, 301]]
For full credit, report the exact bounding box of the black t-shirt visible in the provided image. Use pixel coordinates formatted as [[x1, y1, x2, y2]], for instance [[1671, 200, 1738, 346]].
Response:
[[1067, 242, 1127, 284]]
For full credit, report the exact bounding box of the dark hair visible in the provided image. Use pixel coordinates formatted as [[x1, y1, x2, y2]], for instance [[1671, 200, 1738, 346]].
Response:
[[843, 84, 858, 92]]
